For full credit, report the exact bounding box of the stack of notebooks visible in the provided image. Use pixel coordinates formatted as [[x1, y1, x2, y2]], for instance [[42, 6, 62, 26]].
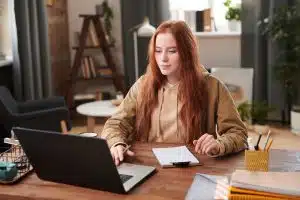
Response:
[[229, 170, 300, 200], [185, 170, 300, 200]]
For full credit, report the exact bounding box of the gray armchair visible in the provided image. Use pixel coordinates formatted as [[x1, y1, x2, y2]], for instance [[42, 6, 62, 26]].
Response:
[[0, 86, 71, 151]]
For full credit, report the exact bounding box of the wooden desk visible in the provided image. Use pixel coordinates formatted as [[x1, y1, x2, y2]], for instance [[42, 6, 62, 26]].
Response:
[[1, 143, 300, 200]]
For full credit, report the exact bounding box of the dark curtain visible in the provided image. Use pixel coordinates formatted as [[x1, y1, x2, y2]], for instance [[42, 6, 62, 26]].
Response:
[[121, 0, 170, 89], [241, 0, 291, 122], [11, 0, 52, 101]]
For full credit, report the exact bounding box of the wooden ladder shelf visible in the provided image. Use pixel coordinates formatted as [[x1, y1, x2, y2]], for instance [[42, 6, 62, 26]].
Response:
[[64, 14, 124, 108]]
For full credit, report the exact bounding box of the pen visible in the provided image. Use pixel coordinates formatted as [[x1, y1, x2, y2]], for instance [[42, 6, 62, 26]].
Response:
[[263, 130, 272, 151], [266, 138, 273, 152], [123, 145, 131, 153], [254, 133, 262, 151]]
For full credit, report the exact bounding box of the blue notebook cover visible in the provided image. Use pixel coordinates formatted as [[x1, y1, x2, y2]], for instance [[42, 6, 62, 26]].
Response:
[[185, 173, 229, 200]]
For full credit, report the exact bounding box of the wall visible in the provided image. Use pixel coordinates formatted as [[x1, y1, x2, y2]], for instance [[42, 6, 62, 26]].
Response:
[[0, 0, 12, 57], [67, 0, 124, 74], [195, 32, 241, 68]]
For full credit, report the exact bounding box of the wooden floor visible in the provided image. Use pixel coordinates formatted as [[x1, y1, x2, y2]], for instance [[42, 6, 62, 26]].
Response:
[[71, 119, 300, 151]]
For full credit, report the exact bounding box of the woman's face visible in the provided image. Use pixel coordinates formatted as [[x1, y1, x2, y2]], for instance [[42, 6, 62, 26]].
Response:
[[155, 32, 181, 82]]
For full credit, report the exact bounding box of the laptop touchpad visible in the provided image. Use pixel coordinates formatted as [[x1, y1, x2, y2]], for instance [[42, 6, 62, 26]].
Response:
[[119, 174, 133, 183]]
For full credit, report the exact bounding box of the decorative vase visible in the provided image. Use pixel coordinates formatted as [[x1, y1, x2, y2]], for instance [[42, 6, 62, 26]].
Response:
[[228, 20, 241, 32]]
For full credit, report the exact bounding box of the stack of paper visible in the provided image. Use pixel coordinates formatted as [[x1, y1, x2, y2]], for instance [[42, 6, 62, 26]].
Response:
[[229, 170, 300, 200], [152, 146, 200, 168]]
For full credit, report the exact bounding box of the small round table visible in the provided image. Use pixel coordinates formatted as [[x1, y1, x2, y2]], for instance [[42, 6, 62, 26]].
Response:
[[76, 100, 118, 132]]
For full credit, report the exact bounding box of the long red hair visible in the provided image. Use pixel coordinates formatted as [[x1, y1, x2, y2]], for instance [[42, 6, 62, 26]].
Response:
[[136, 20, 208, 143]]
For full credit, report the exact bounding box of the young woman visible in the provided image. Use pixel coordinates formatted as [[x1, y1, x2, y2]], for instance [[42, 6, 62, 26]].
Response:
[[101, 20, 247, 165]]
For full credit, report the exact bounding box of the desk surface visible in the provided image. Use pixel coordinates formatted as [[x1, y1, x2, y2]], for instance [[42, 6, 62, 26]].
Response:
[[76, 100, 117, 117], [1, 143, 300, 200]]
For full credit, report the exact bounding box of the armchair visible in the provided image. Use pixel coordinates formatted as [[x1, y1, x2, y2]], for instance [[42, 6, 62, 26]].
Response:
[[0, 86, 71, 151]]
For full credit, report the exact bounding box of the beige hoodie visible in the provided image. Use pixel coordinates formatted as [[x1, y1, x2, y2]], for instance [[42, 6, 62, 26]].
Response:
[[100, 71, 248, 156]]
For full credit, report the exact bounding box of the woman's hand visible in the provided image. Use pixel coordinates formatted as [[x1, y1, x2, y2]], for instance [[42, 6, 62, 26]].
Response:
[[193, 133, 220, 156], [110, 144, 135, 166]]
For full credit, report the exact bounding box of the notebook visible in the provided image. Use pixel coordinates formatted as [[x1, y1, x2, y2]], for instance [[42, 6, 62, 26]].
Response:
[[185, 173, 229, 200], [230, 170, 300, 197], [152, 146, 201, 168]]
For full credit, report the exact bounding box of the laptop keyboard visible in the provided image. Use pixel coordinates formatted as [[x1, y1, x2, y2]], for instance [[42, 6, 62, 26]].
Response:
[[119, 174, 133, 183]]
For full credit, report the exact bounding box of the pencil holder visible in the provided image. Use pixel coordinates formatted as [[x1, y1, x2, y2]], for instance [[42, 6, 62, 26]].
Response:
[[244, 150, 269, 172]]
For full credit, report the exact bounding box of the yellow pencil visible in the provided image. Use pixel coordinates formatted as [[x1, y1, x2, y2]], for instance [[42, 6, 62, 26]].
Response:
[[266, 138, 274, 152], [263, 130, 272, 150]]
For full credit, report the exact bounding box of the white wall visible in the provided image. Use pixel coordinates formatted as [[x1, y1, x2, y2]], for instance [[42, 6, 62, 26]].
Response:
[[67, 0, 124, 73], [0, 0, 12, 57], [195, 32, 241, 68]]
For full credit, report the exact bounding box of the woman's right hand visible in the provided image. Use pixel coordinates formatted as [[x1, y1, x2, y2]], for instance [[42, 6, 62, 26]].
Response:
[[110, 144, 135, 166]]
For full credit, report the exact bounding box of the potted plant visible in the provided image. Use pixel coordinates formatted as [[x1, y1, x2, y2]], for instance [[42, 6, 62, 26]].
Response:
[[96, 0, 115, 45], [237, 101, 251, 122], [251, 101, 275, 135], [237, 101, 275, 134], [261, 3, 300, 135], [224, 0, 241, 32]]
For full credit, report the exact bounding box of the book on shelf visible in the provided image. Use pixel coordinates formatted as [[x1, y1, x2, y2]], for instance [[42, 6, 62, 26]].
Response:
[[80, 59, 86, 79], [78, 56, 98, 79], [88, 56, 97, 77], [84, 57, 91, 78], [88, 21, 100, 46], [98, 68, 112, 76]]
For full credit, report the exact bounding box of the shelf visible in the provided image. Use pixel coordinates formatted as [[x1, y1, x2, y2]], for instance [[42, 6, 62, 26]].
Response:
[[72, 44, 114, 50], [76, 75, 114, 81], [193, 31, 241, 38], [97, 65, 111, 69], [79, 14, 104, 18], [72, 46, 101, 50], [65, 14, 125, 109], [74, 93, 97, 101]]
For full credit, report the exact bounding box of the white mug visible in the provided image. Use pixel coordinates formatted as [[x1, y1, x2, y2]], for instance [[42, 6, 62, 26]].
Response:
[[79, 132, 98, 137]]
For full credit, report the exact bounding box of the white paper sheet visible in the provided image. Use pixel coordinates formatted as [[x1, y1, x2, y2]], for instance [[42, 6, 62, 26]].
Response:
[[152, 146, 199, 167]]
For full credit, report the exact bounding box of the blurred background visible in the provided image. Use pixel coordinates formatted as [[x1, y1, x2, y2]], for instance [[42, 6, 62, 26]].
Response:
[[1, 0, 300, 132]]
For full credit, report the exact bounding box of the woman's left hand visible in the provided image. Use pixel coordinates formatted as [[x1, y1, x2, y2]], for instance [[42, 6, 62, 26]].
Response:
[[193, 133, 220, 156]]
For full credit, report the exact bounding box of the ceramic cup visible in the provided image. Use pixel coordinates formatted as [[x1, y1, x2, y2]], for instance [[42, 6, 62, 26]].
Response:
[[79, 132, 98, 137]]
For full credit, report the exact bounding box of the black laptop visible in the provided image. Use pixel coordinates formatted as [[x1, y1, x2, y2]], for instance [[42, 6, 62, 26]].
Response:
[[12, 127, 156, 194]]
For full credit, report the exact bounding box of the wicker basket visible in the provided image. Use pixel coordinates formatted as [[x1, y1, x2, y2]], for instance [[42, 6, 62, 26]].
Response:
[[0, 143, 33, 184]]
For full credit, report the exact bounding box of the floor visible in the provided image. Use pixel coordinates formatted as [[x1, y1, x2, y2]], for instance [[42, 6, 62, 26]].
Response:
[[71, 117, 300, 151]]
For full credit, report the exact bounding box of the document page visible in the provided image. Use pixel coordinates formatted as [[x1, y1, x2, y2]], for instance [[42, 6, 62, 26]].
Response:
[[152, 146, 199, 167]]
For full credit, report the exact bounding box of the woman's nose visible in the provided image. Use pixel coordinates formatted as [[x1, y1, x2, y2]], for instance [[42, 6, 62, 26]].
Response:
[[161, 51, 168, 62]]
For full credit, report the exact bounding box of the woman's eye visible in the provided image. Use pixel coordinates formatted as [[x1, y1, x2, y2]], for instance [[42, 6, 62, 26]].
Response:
[[155, 50, 161, 53], [169, 50, 177, 53]]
